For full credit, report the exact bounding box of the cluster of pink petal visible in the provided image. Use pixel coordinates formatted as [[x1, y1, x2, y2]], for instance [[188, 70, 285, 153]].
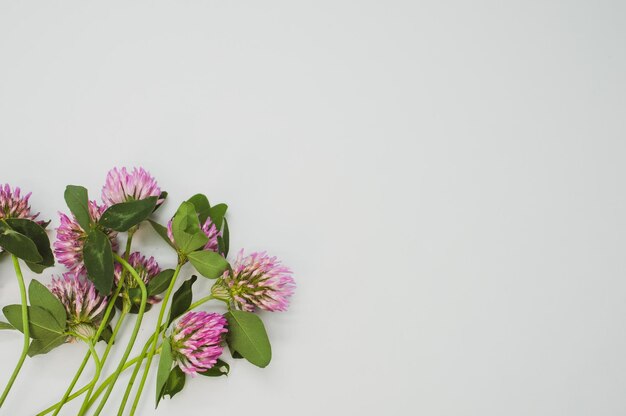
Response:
[[166, 217, 220, 252], [101, 167, 162, 207], [0, 184, 40, 221], [172, 312, 228, 375], [49, 272, 108, 340], [222, 250, 295, 312], [114, 252, 162, 304], [54, 200, 119, 274]]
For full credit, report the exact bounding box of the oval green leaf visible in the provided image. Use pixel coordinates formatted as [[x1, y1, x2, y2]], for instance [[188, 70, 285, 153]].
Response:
[[224, 310, 272, 368], [99, 196, 158, 231], [28, 279, 67, 329], [3, 305, 65, 339], [171, 202, 208, 254], [156, 338, 173, 407], [187, 194, 211, 224], [0, 220, 42, 263], [167, 275, 197, 326], [147, 269, 175, 297], [187, 250, 229, 279], [5, 219, 54, 273], [84, 229, 114, 294], [64, 185, 91, 230], [28, 335, 67, 357]]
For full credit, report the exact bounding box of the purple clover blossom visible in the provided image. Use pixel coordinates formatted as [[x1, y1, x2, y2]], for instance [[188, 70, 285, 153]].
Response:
[[114, 252, 162, 304], [171, 311, 228, 376], [216, 250, 295, 312], [101, 167, 162, 208], [166, 217, 220, 253], [0, 184, 41, 222], [54, 200, 119, 274], [49, 272, 108, 342]]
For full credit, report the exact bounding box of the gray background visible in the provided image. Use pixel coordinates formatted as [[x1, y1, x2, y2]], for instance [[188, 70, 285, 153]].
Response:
[[1, 1, 625, 415]]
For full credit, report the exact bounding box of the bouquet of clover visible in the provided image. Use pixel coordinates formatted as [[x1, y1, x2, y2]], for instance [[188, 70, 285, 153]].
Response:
[[0, 168, 295, 415]]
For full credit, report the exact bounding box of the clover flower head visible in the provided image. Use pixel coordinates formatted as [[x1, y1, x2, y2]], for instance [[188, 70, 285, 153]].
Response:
[[0, 184, 40, 222], [166, 216, 220, 253], [101, 167, 162, 207], [114, 252, 161, 304], [54, 200, 118, 274], [218, 250, 295, 312], [49, 272, 108, 341], [171, 311, 228, 375]]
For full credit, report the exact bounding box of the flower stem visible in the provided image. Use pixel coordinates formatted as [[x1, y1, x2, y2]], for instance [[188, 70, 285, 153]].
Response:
[[51, 280, 124, 415], [78, 306, 128, 414], [89, 254, 148, 416], [52, 335, 101, 416], [116, 332, 157, 415], [188, 295, 223, 311], [0, 255, 29, 407], [129, 262, 183, 415]]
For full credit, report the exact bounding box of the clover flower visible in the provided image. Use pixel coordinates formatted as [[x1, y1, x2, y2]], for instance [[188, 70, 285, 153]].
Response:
[[114, 252, 161, 304], [0, 184, 40, 222], [49, 272, 108, 341], [54, 200, 119, 274], [166, 216, 220, 253], [101, 167, 162, 207], [171, 312, 228, 375], [215, 250, 295, 312]]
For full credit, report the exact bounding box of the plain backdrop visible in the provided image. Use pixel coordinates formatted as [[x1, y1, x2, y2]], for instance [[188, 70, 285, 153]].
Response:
[[0, 1, 625, 415]]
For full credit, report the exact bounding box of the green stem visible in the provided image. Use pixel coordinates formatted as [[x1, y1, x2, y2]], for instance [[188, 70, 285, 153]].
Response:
[[0, 256, 29, 407], [52, 336, 101, 416], [79, 306, 128, 412], [188, 295, 218, 311], [52, 281, 124, 415], [89, 254, 148, 416], [129, 262, 183, 415], [117, 333, 156, 415], [75, 338, 103, 415], [37, 349, 146, 416]]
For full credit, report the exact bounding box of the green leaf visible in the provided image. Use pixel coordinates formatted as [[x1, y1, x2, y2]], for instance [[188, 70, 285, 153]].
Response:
[[159, 366, 186, 404], [147, 269, 175, 297], [99, 325, 113, 344], [208, 203, 228, 230], [156, 338, 173, 407], [28, 280, 67, 329], [153, 191, 168, 212], [187, 194, 211, 224], [168, 276, 197, 326], [224, 310, 272, 368], [64, 185, 91, 230], [83, 229, 114, 294], [28, 335, 66, 357], [231, 350, 244, 359], [0, 321, 15, 330], [148, 220, 176, 249], [0, 220, 42, 263], [99, 196, 158, 231], [199, 359, 230, 377], [3, 305, 65, 339], [5, 219, 54, 273], [222, 218, 229, 257], [187, 250, 229, 279], [171, 202, 208, 254]]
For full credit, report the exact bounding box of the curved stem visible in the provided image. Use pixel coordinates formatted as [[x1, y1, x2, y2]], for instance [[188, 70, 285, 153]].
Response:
[[52, 282, 123, 416], [78, 306, 128, 413], [0, 256, 29, 407], [52, 336, 100, 416], [188, 295, 214, 311], [117, 333, 156, 415], [129, 262, 182, 415], [75, 339, 102, 415], [89, 254, 148, 416]]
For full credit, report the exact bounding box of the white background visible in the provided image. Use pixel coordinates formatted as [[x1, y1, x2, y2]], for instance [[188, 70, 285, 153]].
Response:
[[1, 1, 625, 415]]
